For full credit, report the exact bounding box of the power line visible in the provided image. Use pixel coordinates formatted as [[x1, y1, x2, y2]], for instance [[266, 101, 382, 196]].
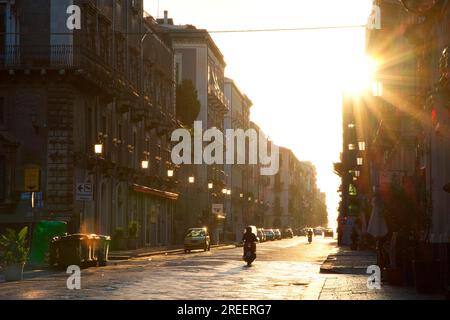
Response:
[[0, 25, 366, 37], [207, 25, 366, 33]]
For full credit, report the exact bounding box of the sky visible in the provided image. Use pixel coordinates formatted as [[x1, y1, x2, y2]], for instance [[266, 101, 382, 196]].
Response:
[[144, 0, 374, 228]]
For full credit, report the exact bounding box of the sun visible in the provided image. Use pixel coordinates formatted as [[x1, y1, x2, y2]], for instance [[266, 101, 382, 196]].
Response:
[[339, 55, 378, 94]]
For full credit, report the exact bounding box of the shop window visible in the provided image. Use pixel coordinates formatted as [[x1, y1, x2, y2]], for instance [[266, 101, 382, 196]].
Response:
[[0, 155, 5, 202]]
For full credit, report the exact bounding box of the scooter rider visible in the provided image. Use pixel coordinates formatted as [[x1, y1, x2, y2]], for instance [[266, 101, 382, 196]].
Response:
[[307, 228, 313, 243], [242, 226, 258, 243]]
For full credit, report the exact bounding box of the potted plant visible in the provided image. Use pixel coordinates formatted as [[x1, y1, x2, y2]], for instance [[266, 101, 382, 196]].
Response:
[[127, 221, 140, 250], [112, 227, 127, 251], [0, 227, 30, 282]]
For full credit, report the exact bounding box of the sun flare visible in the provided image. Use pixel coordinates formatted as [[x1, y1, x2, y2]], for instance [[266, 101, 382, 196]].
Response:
[[340, 55, 378, 93]]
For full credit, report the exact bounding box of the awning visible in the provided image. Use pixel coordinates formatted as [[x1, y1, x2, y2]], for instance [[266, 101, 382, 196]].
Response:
[[132, 184, 179, 201]]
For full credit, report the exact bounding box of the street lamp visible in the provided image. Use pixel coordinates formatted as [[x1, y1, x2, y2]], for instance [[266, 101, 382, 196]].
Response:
[[167, 169, 174, 178], [141, 160, 149, 169], [357, 157, 364, 166], [222, 188, 227, 195], [189, 176, 195, 184], [227, 189, 231, 196], [208, 182, 213, 189], [240, 193, 244, 198], [94, 143, 103, 155], [358, 141, 366, 151]]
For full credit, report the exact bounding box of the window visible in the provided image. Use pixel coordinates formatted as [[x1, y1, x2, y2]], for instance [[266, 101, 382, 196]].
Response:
[[86, 106, 93, 152], [133, 131, 137, 168], [0, 97, 5, 125], [101, 115, 106, 134], [175, 53, 183, 85], [0, 4, 6, 59], [0, 155, 5, 202]]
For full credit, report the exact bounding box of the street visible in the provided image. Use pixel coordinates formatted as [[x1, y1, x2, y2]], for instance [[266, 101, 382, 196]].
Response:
[[0, 237, 333, 300], [0, 237, 440, 300]]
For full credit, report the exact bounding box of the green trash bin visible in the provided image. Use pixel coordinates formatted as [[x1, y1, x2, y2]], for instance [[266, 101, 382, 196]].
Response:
[[29, 221, 67, 266]]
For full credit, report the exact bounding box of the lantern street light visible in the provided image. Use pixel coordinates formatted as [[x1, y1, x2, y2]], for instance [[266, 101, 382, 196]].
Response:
[[94, 143, 103, 155], [357, 157, 364, 166], [358, 141, 366, 151], [167, 169, 174, 178], [189, 176, 195, 184], [208, 182, 213, 189], [141, 160, 149, 169]]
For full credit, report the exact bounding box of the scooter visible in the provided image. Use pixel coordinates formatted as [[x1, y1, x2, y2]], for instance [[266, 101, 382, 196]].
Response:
[[243, 241, 256, 266]]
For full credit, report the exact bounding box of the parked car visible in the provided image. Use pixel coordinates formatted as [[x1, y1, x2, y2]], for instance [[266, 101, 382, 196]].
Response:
[[184, 228, 210, 253], [314, 227, 324, 236], [263, 229, 275, 241], [257, 228, 266, 242], [273, 229, 282, 240], [282, 228, 294, 238], [324, 228, 334, 238]]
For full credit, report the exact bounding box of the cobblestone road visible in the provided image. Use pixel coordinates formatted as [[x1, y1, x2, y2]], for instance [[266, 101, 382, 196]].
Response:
[[0, 237, 442, 300]]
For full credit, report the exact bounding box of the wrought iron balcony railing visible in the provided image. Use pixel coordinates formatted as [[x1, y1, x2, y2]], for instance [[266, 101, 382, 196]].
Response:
[[0, 45, 113, 70]]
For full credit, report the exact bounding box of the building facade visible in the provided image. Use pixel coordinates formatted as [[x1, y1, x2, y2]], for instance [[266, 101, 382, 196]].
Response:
[[157, 13, 230, 242], [0, 1, 178, 248], [224, 77, 252, 240]]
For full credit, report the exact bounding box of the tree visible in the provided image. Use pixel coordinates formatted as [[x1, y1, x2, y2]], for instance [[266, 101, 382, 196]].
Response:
[[176, 80, 201, 128]]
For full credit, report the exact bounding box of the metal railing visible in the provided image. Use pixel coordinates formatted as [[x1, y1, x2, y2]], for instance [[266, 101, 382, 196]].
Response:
[[0, 45, 113, 72]]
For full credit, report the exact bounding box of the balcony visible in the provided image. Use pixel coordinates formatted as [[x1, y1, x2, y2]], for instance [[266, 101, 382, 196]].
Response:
[[0, 45, 134, 93], [208, 82, 230, 114]]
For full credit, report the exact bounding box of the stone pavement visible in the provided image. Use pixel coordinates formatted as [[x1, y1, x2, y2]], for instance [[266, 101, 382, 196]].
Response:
[[308, 246, 444, 300], [320, 246, 376, 275]]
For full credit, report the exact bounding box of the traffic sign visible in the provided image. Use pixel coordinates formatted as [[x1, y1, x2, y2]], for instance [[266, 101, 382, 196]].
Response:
[[76, 183, 94, 201], [212, 204, 224, 216]]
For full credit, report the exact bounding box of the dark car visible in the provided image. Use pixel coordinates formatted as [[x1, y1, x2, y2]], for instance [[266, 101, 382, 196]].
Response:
[[282, 228, 294, 238], [263, 229, 275, 241], [273, 229, 282, 240], [324, 228, 334, 238], [314, 227, 324, 236]]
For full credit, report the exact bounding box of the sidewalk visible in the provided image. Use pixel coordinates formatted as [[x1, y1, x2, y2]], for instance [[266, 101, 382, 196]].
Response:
[[109, 242, 237, 260], [309, 246, 444, 300], [320, 246, 376, 275]]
